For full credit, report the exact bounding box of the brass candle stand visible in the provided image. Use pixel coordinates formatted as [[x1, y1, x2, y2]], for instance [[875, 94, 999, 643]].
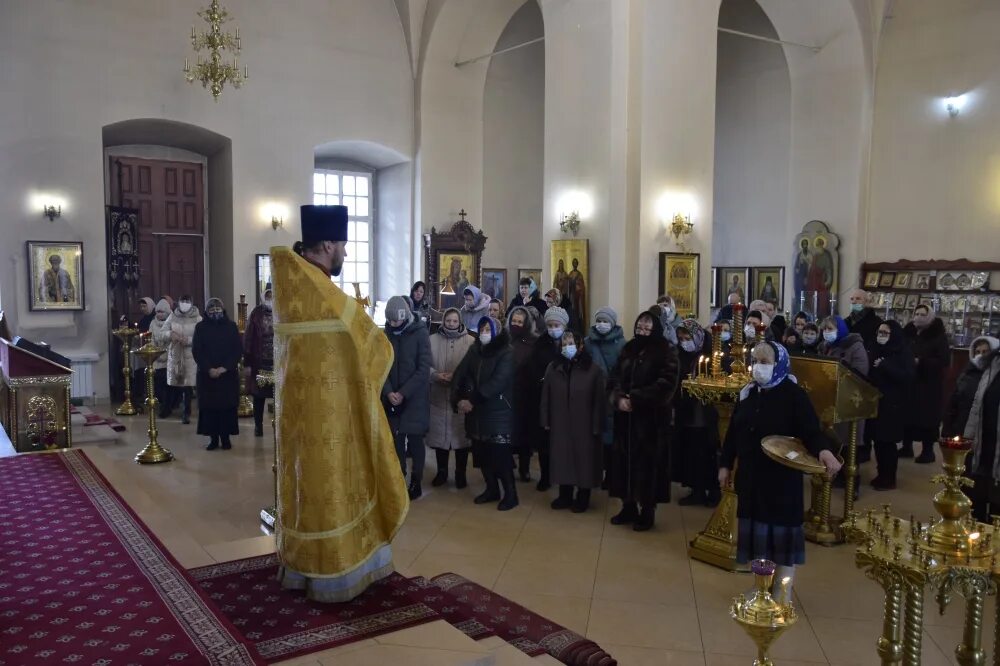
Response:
[[685, 321, 753, 571], [731, 559, 798, 666], [236, 294, 254, 418], [256, 369, 277, 531], [112, 318, 140, 416], [844, 438, 1000, 666], [132, 341, 174, 464]]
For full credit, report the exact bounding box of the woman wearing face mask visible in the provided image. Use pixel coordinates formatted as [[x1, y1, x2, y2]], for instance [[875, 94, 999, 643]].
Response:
[[744, 310, 773, 343], [164, 295, 202, 423], [868, 321, 917, 491], [545, 288, 577, 334], [192, 298, 242, 450], [716, 319, 734, 372], [607, 311, 680, 531], [586, 307, 626, 486], [244, 287, 275, 437], [792, 312, 810, 336], [674, 320, 721, 507], [428, 308, 475, 488], [652, 295, 681, 345], [800, 322, 821, 354], [382, 295, 433, 500], [507, 277, 547, 318], [460, 286, 493, 333], [409, 281, 431, 328], [527, 307, 573, 490], [818, 315, 869, 489], [945, 336, 1000, 439], [900, 305, 951, 464], [782, 328, 804, 354], [541, 330, 606, 512], [148, 299, 174, 416], [962, 337, 1000, 522], [719, 342, 840, 602], [508, 306, 541, 482], [451, 316, 517, 510]]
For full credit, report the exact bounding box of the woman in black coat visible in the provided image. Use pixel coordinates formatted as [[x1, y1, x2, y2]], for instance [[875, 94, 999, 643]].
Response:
[[451, 316, 517, 511], [943, 336, 999, 438], [507, 277, 548, 320], [508, 305, 540, 482], [674, 319, 720, 507], [719, 341, 840, 601], [869, 320, 916, 490], [527, 307, 570, 491], [192, 297, 242, 450], [382, 296, 433, 500], [901, 306, 951, 463], [607, 311, 680, 531]]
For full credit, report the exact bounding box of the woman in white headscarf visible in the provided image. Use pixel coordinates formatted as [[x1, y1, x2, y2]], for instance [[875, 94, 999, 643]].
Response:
[[148, 299, 173, 415]]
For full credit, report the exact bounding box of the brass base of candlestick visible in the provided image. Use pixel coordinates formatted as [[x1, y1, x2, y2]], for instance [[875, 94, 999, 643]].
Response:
[[689, 487, 749, 572], [238, 393, 253, 417], [115, 399, 138, 416], [133, 344, 173, 465], [135, 440, 175, 464]]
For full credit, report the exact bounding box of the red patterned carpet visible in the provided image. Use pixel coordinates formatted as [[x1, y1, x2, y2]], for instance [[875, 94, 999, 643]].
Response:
[[0, 450, 262, 665], [192, 555, 617, 665]]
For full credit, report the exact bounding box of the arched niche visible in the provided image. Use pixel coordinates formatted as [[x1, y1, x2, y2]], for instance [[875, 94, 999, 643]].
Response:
[[483, 0, 545, 288]]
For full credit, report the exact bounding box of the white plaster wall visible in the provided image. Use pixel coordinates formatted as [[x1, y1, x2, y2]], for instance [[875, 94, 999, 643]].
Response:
[[868, 0, 1000, 261], [482, 1, 545, 284], [377, 162, 415, 300], [712, 0, 791, 272], [0, 0, 412, 397]]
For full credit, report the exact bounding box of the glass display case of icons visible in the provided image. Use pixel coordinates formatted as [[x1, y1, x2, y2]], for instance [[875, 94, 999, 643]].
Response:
[[859, 261, 1000, 347]]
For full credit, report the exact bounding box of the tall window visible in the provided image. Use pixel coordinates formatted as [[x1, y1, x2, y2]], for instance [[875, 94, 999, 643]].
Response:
[[312, 169, 373, 299]]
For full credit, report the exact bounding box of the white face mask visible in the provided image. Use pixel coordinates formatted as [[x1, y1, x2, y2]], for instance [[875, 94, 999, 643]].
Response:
[[973, 354, 988, 369], [680, 340, 697, 353], [562, 345, 577, 359], [720, 331, 732, 342], [479, 332, 492, 345], [594, 322, 612, 335], [263, 298, 273, 309], [752, 363, 774, 385], [823, 330, 838, 343], [179, 302, 192, 313], [744, 324, 756, 338], [548, 327, 564, 340], [802, 333, 818, 345], [876, 334, 890, 345]]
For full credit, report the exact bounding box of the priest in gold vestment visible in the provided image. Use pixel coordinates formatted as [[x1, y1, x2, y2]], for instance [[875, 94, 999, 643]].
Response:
[[271, 204, 409, 602]]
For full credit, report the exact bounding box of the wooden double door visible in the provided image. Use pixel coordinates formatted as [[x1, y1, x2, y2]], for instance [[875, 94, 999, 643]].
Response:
[[112, 156, 206, 308], [107, 156, 206, 399]]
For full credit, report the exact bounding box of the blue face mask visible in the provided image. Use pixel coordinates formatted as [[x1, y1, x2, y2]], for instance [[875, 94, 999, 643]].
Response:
[[851, 303, 864, 313], [680, 340, 697, 353], [721, 331, 732, 342], [562, 344, 577, 360], [208, 311, 223, 321], [548, 327, 564, 340]]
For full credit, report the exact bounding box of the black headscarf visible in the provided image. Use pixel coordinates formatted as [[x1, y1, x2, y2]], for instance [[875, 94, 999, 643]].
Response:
[[626, 310, 667, 353], [878, 319, 906, 354]]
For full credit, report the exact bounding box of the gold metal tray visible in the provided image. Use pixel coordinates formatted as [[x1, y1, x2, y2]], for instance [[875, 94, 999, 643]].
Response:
[[761, 435, 825, 474]]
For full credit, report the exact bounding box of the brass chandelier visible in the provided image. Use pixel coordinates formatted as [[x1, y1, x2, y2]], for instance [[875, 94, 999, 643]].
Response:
[[183, 0, 247, 101]]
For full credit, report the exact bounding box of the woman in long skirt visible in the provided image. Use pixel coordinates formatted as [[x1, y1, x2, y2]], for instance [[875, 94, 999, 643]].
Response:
[[192, 297, 242, 450]]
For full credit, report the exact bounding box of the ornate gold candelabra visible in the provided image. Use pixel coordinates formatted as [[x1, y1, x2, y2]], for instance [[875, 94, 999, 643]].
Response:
[[685, 322, 753, 571], [236, 294, 253, 418], [731, 303, 748, 375], [132, 341, 174, 464], [845, 437, 1000, 666], [183, 0, 247, 101], [112, 318, 139, 416], [732, 559, 798, 666], [256, 369, 277, 531]]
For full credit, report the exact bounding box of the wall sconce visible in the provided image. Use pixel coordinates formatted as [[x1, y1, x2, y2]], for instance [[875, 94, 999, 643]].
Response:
[[555, 190, 593, 237], [560, 211, 581, 236], [656, 191, 697, 253], [43, 203, 62, 221], [261, 202, 288, 231], [669, 213, 694, 249], [944, 94, 968, 117]]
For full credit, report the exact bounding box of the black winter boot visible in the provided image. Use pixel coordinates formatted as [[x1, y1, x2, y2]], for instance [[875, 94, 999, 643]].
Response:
[[571, 488, 591, 513], [432, 449, 449, 487], [497, 466, 519, 511], [633, 505, 656, 531], [455, 449, 469, 489], [610, 501, 638, 525], [408, 477, 423, 500], [550, 485, 574, 510], [536, 450, 551, 491], [205, 436, 219, 451], [474, 466, 500, 504], [518, 452, 532, 482], [221, 436, 232, 450]]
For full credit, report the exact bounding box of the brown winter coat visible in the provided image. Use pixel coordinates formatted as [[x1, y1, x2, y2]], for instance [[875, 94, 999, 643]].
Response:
[[427, 328, 475, 450], [540, 350, 606, 488]]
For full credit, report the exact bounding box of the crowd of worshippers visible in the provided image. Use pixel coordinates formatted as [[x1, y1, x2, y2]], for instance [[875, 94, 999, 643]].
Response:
[[390, 278, 1000, 535], [128, 291, 274, 451]]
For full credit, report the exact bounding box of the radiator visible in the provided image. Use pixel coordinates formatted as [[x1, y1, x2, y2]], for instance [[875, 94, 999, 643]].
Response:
[[66, 353, 100, 402]]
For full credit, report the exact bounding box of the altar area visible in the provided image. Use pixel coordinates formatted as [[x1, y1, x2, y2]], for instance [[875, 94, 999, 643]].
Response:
[[10, 408, 969, 665]]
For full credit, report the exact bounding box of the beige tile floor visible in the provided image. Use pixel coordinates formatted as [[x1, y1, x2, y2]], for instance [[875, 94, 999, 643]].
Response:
[[67, 406, 980, 665]]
